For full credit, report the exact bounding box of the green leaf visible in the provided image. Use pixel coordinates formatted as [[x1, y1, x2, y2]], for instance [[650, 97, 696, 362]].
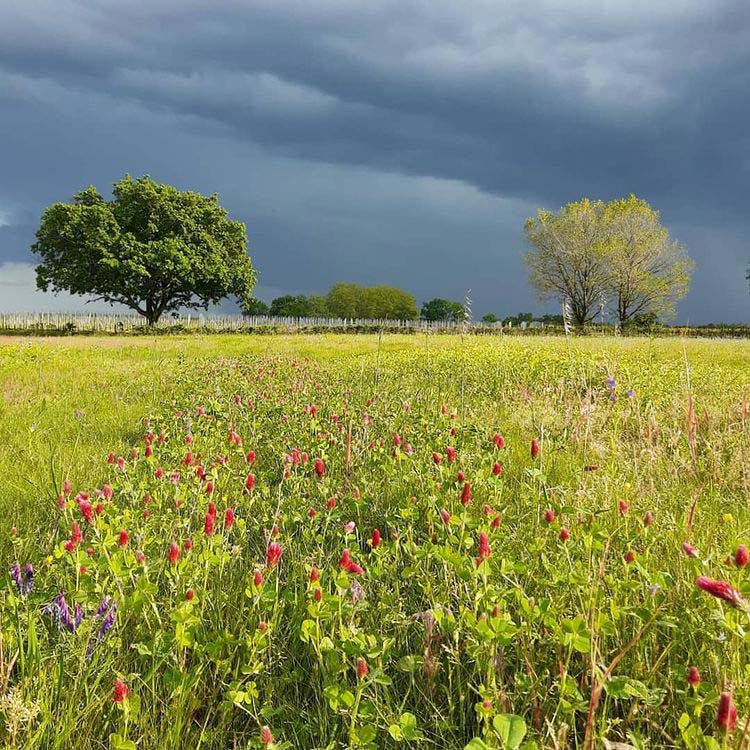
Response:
[[388, 725, 404, 741], [359, 725, 377, 743], [399, 712, 423, 741], [396, 655, 420, 673], [340, 690, 355, 709], [109, 735, 137, 750], [300, 619, 317, 643], [493, 714, 527, 749], [323, 684, 340, 711]]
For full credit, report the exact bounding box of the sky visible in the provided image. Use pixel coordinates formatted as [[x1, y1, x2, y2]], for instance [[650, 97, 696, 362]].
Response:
[[0, 0, 748, 323]]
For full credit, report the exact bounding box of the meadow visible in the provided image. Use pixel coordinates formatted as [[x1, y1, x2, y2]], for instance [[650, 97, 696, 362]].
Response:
[[2, 333, 750, 749]]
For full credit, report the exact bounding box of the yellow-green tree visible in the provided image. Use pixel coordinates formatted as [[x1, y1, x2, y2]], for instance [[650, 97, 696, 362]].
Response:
[[603, 195, 693, 326], [524, 199, 610, 327], [525, 196, 692, 328], [326, 283, 361, 318], [326, 283, 417, 320]]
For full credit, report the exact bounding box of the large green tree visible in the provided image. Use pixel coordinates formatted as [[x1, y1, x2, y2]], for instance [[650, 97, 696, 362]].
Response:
[[306, 295, 331, 317], [33, 175, 256, 324]]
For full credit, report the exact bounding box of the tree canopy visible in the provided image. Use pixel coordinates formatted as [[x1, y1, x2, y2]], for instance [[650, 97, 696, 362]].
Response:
[[33, 175, 256, 324], [603, 196, 692, 325], [241, 297, 270, 316], [255, 285, 418, 320], [326, 283, 418, 320], [420, 298, 465, 321], [524, 199, 610, 328], [524, 195, 692, 327], [268, 294, 329, 317]]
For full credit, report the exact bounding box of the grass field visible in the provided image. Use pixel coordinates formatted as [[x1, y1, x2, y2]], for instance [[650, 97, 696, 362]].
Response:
[[2, 334, 750, 749]]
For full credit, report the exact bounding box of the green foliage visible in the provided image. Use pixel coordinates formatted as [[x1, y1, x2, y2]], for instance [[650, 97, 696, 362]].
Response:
[[481, 313, 499, 323], [504, 312, 533, 326], [327, 282, 418, 319], [33, 175, 256, 324], [307, 294, 331, 316], [326, 282, 361, 318], [421, 298, 466, 321], [537, 314, 563, 325], [241, 297, 270, 316], [270, 295, 312, 317], [268, 294, 331, 317], [630, 311, 659, 330], [492, 714, 527, 749]]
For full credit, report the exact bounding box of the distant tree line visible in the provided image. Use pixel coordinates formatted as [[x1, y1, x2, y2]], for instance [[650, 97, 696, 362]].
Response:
[[242, 283, 419, 320], [246, 289, 571, 326]]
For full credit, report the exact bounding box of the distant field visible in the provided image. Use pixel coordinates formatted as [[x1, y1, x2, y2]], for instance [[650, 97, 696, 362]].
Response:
[[2, 334, 750, 749]]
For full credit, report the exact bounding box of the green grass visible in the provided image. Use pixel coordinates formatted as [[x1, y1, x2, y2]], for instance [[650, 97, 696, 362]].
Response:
[[2, 334, 750, 749]]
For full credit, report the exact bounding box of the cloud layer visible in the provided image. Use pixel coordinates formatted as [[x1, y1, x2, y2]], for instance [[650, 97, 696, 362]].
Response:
[[1, 1, 749, 321]]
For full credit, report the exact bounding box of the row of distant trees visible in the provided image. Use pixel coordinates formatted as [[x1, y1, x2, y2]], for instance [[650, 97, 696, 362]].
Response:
[[417, 303, 563, 325], [30, 176, 697, 327], [243, 283, 419, 320], [245, 291, 559, 325], [245, 292, 576, 327]]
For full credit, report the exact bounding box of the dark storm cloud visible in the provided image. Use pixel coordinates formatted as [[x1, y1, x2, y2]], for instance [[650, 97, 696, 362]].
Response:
[[0, 225, 36, 263], [0, 1, 749, 321]]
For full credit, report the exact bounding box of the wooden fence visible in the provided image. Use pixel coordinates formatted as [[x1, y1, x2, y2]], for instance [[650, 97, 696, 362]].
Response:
[[2, 313, 748, 338], [0, 312, 528, 335]]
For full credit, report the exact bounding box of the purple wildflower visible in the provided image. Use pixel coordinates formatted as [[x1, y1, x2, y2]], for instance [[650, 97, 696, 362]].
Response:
[[97, 603, 116, 638], [95, 596, 112, 617], [59, 596, 74, 632], [23, 564, 34, 594], [10, 563, 22, 591], [10, 563, 33, 596], [42, 591, 67, 629], [42, 590, 82, 633], [87, 599, 117, 660], [606, 377, 616, 401], [41, 592, 61, 625]]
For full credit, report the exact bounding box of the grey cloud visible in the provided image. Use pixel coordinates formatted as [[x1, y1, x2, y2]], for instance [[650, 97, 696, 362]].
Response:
[[0, 0, 749, 321]]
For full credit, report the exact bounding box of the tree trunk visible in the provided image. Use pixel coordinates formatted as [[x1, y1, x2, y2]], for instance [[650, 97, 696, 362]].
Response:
[[571, 303, 588, 329], [144, 298, 160, 326], [618, 296, 628, 328]]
